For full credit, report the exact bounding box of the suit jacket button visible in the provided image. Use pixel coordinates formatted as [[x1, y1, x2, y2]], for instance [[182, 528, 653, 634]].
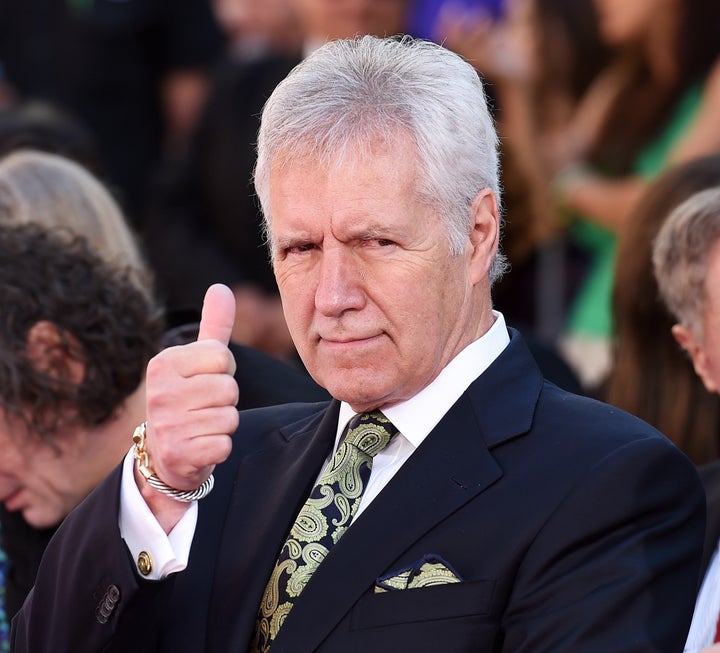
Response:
[[107, 585, 120, 603], [137, 550, 153, 576], [95, 584, 120, 624]]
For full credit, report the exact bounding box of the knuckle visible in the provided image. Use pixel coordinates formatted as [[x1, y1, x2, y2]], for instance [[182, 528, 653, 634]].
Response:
[[215, 435, 233, 463], [222, 407, 240, 435], [220, 374, 240, 406], [146, 348, 174, 379], [202, 341, 234, 373]]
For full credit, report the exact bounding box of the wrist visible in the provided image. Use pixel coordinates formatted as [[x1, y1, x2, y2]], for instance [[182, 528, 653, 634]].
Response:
[[132, 422, 215, 503], [132, 459, 191, 534]]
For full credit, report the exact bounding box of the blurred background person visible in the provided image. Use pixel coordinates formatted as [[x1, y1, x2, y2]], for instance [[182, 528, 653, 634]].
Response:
[[604, 154, 720, 466], [0, 149, 152, 297], [0, 150, 163, 625], [550, 0, 720, 388], [0, 101, 101, 176], [438, 0, 720, 391], [0, 0, 223, 222], [436, 0, 609, 362], [435, 0, 607, 393], [212, 0, 301, 61], [408, 0, 506, 41], [0, 222, 161, 623], [652, 187, 720, 653], [145, 0, 410, 361]]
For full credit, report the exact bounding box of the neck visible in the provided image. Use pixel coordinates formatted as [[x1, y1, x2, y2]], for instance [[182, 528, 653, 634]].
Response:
[[73, 380, 147, 495], [644, 7, 680, 85]]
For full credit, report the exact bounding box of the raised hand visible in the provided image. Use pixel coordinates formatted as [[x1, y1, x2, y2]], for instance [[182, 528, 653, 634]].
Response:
[[140, 284, 240, 530]]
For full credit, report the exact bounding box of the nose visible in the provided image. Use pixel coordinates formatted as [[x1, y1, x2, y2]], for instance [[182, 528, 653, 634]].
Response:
[[314, 246, 366, 317]]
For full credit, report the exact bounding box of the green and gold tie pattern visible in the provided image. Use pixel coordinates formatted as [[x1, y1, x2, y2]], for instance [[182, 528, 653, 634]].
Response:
[[252, 410, 399, 652]]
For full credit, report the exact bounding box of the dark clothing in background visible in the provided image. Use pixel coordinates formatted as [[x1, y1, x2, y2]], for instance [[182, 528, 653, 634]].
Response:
[[0, 0, 222, 219], [145, 55, 300, 312]]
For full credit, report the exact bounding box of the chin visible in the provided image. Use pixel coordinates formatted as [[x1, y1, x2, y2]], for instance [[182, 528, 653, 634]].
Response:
[[23, 509, 63, 530], [328, 383, 392, 412]]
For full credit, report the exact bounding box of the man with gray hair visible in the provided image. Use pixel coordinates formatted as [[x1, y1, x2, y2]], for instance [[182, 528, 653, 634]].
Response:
[[14, 36, 703, 652], [653, 187, 720, 397], [653, 186, 720, 653]]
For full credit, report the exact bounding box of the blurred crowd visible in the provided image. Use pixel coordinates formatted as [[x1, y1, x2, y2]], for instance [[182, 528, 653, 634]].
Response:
[[1, 0, 720, 649]]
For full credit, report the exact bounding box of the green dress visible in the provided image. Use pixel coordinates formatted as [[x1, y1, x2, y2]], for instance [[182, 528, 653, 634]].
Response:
[[566, 83, 703, 337]]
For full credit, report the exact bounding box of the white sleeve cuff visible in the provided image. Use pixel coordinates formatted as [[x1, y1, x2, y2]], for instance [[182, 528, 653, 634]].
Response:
[[118, 448, 198, 580]]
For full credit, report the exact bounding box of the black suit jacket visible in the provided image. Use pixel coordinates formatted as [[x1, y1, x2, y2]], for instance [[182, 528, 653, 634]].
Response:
[[12, 330, 705, 652], [699, 460, 720, 578]]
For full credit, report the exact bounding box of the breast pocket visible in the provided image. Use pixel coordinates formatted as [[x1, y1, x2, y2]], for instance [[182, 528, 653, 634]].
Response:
[[350, 579, 496, 630]]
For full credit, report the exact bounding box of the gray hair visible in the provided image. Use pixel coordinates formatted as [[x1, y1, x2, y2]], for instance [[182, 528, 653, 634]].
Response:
[[0, 149, 153, 300], [254, 35, 508, 283], [653, 186, 720, 337]]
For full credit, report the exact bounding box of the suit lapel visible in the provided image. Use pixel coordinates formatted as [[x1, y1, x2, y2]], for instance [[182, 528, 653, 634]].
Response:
[[206, 402, 340, 652], [271, 331, 544, 652]]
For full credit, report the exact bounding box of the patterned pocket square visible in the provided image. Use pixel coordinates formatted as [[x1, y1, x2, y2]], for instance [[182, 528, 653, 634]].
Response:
[[374, 554, 463, 593]]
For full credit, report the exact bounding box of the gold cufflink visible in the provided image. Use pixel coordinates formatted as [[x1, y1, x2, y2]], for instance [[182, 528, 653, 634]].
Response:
[[137, 550, 153, 576]]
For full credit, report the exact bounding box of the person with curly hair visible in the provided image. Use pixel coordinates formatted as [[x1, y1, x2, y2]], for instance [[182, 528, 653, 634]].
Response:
[[0, 222, 163, 616]]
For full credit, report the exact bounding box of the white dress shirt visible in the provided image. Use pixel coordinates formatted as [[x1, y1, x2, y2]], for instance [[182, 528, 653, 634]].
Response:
[[685, 542, 720, 652], [119, 312, 510, 580]]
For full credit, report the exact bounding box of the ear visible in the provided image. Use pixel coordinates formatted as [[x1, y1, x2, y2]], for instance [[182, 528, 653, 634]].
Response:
[[468, 188, 500, 285], [26, 321, 86, 386], [672, 323, 717, 393]]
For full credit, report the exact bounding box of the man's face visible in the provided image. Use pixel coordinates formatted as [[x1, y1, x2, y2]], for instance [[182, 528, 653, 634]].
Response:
[[0, 413, 85, 529], [673, 240, 720, 394], [593, 0, 661, 47], [268, 136, 496, 412]]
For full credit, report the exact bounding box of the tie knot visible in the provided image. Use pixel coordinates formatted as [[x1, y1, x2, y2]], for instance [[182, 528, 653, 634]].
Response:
[[344, 410, 399, 457]]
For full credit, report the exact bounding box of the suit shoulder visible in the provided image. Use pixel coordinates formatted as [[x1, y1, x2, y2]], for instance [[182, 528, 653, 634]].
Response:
[[538, 380, 667, 439], [529, 381, 697, 475], [238, 400, 331, 431]]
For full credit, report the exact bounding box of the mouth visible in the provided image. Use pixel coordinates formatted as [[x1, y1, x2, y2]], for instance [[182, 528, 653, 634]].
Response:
[[319, 333, 383, 348], [2, 488, 22, 511]]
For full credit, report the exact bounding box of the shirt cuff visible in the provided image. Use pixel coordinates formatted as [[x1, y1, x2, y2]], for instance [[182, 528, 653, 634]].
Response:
[[118, 448, 198, 580]]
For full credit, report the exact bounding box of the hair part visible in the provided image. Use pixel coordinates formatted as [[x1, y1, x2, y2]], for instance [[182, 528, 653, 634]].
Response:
[[254, 35, 508, 283]]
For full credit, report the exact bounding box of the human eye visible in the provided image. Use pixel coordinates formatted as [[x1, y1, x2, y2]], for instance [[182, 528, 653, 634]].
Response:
[[361, 235, 397, 249], [287, 242, 316, 254], [277, 240, 317, 258]]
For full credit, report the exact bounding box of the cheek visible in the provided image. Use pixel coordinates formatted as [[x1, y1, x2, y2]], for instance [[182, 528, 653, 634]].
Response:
[[278, 282, 311, 326], [706, 341, 720, 381]]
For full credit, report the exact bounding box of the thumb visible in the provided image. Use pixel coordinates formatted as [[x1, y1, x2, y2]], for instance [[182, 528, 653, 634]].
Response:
[[197, 284, 236, 344]]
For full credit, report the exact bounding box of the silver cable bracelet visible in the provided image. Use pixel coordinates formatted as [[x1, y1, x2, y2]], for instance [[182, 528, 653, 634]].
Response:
[[132, 422, 215, 503]]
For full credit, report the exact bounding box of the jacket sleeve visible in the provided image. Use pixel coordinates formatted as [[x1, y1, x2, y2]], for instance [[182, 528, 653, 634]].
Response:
[[10, 465, 172, 653]]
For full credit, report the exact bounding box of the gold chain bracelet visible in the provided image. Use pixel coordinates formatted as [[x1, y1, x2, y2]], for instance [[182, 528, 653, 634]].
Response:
[[132, 422, 214, 503]]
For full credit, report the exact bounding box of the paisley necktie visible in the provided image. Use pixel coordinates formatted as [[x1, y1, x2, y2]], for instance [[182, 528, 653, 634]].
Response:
[[252, 410, 399, 652]]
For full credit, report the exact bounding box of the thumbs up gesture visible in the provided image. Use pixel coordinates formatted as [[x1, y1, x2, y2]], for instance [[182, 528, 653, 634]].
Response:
[[139, 284, 240, 527]]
